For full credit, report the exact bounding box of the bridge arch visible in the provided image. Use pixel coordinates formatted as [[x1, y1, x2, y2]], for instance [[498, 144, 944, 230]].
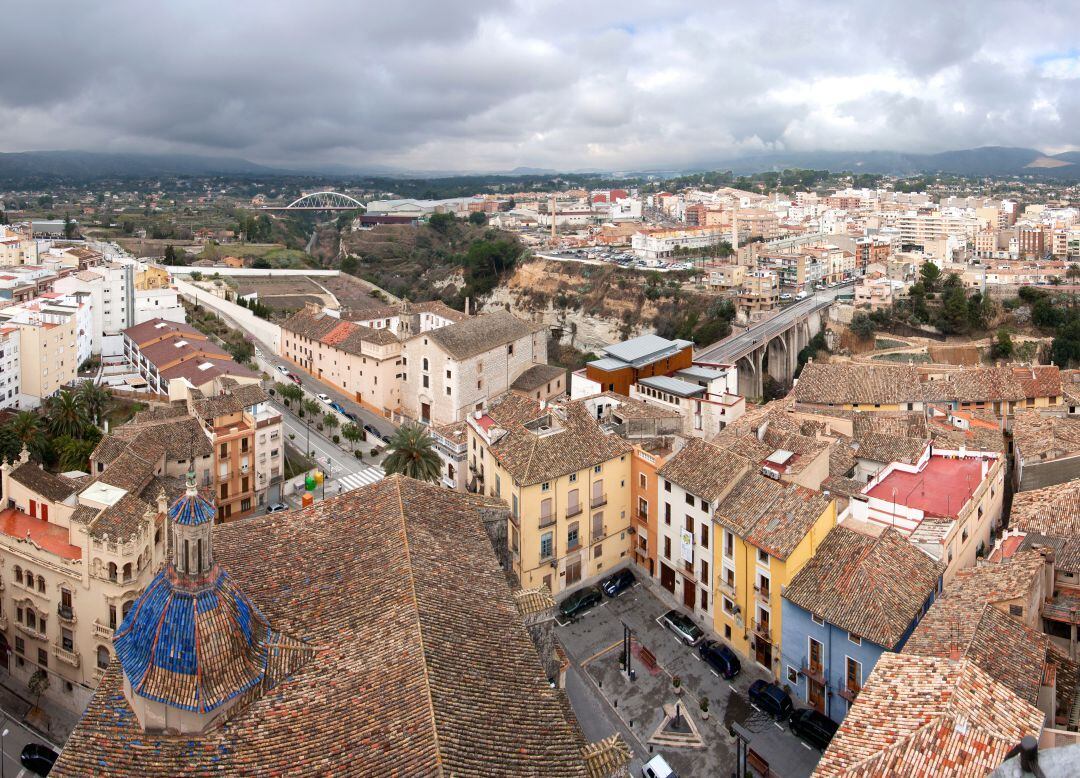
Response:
[[284, 191, 366, 210]]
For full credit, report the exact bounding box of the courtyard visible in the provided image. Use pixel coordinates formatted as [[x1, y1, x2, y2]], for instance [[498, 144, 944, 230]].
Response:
[[556, 578, 823, 778]]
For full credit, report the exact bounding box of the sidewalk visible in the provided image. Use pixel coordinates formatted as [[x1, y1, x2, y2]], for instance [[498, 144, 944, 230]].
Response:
[[0, 671, 78, 747]]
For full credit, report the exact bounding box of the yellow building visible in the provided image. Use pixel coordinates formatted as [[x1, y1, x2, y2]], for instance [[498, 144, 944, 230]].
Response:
[[134, 262, 171, 291], [10, 316, 78, 408], [466, 393, 633, 596], [713, 474, 835, 678]]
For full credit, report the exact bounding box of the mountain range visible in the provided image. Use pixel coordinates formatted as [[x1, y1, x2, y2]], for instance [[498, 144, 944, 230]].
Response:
[[0, 146, 1077, 183]]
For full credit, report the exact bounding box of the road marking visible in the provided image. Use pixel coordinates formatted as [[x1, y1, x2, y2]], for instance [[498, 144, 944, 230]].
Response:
[[710, 669, 719, 678], [802, 742, 813, 751], [728, 684, 737, 692], [581, 640, 623, 666], [774, 722, 784, 731], [691, 654, 700, 662]]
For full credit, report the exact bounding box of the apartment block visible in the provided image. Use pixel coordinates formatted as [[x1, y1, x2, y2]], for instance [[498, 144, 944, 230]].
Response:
[[0, 327, 20, 409], [123, 319, 258, 395], [0, 305, 78, 409]]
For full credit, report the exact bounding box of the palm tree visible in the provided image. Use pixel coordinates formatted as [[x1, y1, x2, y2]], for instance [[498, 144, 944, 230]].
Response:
[[56, 436, 96, 472], [382, 424, 441, 483], [10, 411, 46, 460], [76, 380, 111, 427], [301, 398, 320, 455], [341, 423, 363, 454], [46, 390, 89, 438], [323, 412, 340, 438]]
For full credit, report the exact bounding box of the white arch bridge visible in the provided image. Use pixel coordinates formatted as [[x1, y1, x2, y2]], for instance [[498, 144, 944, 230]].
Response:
[[260, 192, 366, 211]]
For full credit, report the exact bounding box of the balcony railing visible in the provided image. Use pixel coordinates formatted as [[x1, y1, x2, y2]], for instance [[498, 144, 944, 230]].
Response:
[[717, 578, 736, 599], [590, 493, 607, 509], [93, 620, 115, 641], [16, 622, 47, 642], [754, 585, 772, 604], [566, 503, 583, 519], [751, 618, 771, 641], [637, 509, 648, 522], [801, 660, 825, 685], [53, 643, 81, 668], [57, 603, 76, 624], [838, 683, 861, 703], [539, 513, 556, 529]]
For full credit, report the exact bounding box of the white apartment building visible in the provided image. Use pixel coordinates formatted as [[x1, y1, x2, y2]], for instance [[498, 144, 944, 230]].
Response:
[[400, 311, 546, 427], [0, 302, 78, 409], [0, 230, 38, 267], [632, 227, 726, 259], [133, 286, 184, 326], [0, 327, 20, 409], [53, 262, 135, 355]]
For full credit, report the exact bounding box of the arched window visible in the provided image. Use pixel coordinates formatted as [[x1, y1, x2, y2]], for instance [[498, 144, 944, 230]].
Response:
[[37, 575, 45, 593], [422, 357, 429, 371], [107, 563, 117, 582], [97, 646, 110, 669], [121, 600, 134, 620], [122, 563, 132, 582], [13, 566, 20, 585]]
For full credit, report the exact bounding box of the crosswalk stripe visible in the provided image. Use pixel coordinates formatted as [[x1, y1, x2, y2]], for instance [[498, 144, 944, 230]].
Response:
[[333, 466, 386, 494]]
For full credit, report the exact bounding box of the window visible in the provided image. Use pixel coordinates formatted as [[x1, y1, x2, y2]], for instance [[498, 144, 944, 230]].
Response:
[[38, 648, 47, 668], [787, 666, 798, 684], [14, 637, 23, 656], [664, 480, 671, 493], [422, 357, 429, 371], [701, 524, 709, 549], [594, 543, 602, 559], [592, 512, 603, 539], [1009, 604, 1024, 617], [848, 632, 862, 646], [639, 473, 646, 489], [445, 386, 451, 396], [541, 482, 550, 492], [97, 646, 110, 669], [811, 613, 825, 626], [700, 589, 708, 611], [422, 375, 429, 389], [846, 656, 862, 690], [700, 559, 709, 583], [446, 369, 451, 379], [567, 522, 580, 551], [724, 624, 732, 640], [220, 442, 227, 458], [540, 532, 553, 560], [685, 492, 695, 507], [540, 498, 553, 525], [512, 494, 518, 519], [13, 566, 20, 585], [62, 628, 74, 651], [664, 536, 671, 559], [724, 531, 734, 558], [664, 504, 671, 525], [26, 611, 35, 630], [594, 465, 602, 474], [757, 548, 769, 565], [569, 473, 577, 483], [723, 597, 734, 615]]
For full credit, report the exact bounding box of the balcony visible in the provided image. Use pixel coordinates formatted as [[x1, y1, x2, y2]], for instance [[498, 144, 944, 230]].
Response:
[[52, 643, 81, 668], [538, 513, 556, 529], [590, 494, 608, 509], [751, 618, 771, 641], [754, 585, 772, 605], [636, 509, 648, 523], [93, 620, 115, 641], [57, 603, 77, 624], [566, 503, 583, 519], [838, 683, 861, 703], [16, 622, 47, 642], [717, 578, 736, 599], [0, 613, 6, 631], [801, 660, 826, 685]]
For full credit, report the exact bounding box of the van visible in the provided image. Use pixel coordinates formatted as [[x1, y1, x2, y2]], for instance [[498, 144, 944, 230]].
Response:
[[795, 291, 808, 300], [789, 708, 839, 750], [642, 754, 678, 778]]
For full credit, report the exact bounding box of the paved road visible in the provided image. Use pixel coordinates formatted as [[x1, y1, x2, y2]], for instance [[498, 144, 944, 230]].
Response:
[[0, 710, 61, 778], [696, 281, 854, 365]]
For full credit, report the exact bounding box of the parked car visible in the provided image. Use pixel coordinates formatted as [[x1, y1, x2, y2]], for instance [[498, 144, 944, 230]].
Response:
[[795, 291, 808, 300], [344, 411, 360, 423], [364, 424, 381, 440], [748, 680, 794, 721], [789, 708, 839, 750], [316, 393, 332, 404], [20, 743, 59, 776], [329, 401, 347, 415], [659, 609, 704, 646], [276, 364, 289, 374], [287, 372, 302, 385], [697, 639, 741, 679], [779, 293, 792, 300], [600, 568, 636, 597], [641, 754, 678, 778], [266, 502, 289, 513], [558, 586, 602, 620]]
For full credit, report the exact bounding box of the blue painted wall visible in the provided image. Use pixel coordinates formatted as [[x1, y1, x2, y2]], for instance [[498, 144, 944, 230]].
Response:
[[780, 583, 938, 724]]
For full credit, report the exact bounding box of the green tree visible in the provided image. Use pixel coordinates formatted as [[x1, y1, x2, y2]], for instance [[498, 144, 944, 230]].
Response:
[[991, 328, 1014, 361], [45, 390, 89, 438], [936, 284, 971, 335], [1067, 264, 1080, 284], [382, 424, 441, 483], [55, 435, 98, 472], [323, 412, 340, 435], [428, 212, 456, 234], [341, 422, 363, 452], [10, 411, 43, 452], [301, 398, 320, 454], [277, 382, 303, 406], [76, 380, 111, 427], [63, 214, 76, 239], [468, 210, 487, 226], [849, 312, 876, 340], [340, 255, 358, 275], [28, 668, 49, 711], [919, 262, 942, 292], [1053, 319, 1080, 367]]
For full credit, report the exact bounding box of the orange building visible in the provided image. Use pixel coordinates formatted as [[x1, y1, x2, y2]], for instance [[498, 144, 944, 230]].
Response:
[[581, 335, 694, 398], [630, 440, 676, 578]]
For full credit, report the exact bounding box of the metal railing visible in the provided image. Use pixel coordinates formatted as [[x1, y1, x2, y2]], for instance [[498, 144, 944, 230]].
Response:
[[590, 493, 607, 509]]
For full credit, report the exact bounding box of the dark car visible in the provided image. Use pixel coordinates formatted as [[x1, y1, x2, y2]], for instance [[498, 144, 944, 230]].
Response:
[[659, 609, 704, 646], [558, 586, 602, 620], [344, 411, 360, 423], [364, 424, 381, 440], [600, 568, 636, 597], [697, 639, 741, 679], [21, 743, 59, 776], [789, 708, 839, 750], [748, 680, 794, 721]]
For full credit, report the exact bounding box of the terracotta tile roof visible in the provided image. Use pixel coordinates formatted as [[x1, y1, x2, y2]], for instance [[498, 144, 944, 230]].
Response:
[[283, 308, 400, 351], [406, 299, 470, 322], [97, 416, 212, 465], [794, 362, 922, 406], [191, 384, 268, 419], [821, 475, 865, 498], [855, 431, 927, 466], [814, 655, 1044, 778], [1062, 369, 1080, 406], [712, 472, 833, 560], [280, 307, 341, 342], [9, 462, 79, 502], [1011, 410, 1080, 462], [658, 437, 752, 503], [932, 364, 1062, 404], [829, 441, 858, 478], [487, 398, 632, 487], [130, 401, 189, 423], [512, 363, 567, 393], [122, 318, 205, 347], [1010, 480, 1080, 572], [784, 527, 943, 648], [52, 475, 592, 777], [902, 550, 1049, 704], [426, 310, 538, 361]]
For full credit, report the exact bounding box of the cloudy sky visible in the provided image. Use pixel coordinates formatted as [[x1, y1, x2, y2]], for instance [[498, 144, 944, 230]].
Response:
[[2, 1, 1078, 171]]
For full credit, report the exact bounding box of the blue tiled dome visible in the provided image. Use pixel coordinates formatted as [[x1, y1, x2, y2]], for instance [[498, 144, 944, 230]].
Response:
[[114, 566, 275, 713], [168, 489, 215, 526]]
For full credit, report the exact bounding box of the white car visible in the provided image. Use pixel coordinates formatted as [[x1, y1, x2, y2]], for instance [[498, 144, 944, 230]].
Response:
[[317, 393, 331, 404], [780, 293, 792, 300], [276, 365, 289, 374], [642, 755, 677, 778]]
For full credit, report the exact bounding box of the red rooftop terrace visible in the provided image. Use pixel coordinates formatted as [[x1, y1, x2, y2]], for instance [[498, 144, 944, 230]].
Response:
[[865, 455, 987, 519]]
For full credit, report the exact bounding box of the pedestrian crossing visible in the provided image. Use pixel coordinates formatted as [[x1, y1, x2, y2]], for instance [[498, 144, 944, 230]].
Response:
[[332, 466, 386, 495]]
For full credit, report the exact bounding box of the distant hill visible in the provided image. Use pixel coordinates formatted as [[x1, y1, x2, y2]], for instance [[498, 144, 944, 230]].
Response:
[[0, 150, 283, 182], [711, 146, 1078, 179]]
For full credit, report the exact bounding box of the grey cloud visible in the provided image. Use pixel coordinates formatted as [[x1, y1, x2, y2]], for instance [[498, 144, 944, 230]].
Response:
[[0, 0, 1077, 171]]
